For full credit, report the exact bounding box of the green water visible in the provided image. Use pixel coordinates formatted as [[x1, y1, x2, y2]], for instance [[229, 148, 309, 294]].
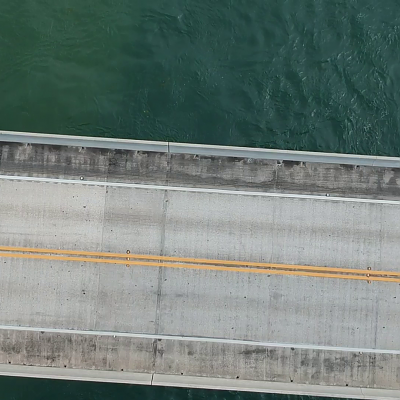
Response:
[[1, 0, 400, 155], [1, 0, 400, 398]]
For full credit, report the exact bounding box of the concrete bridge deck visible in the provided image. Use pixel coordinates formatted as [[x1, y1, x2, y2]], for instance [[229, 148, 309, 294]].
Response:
[[0, 131, 399, 399]]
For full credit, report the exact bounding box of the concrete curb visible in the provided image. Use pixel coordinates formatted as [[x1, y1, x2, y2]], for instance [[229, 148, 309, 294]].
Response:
[[1, 130, 399, 167], [0, 364, 398, 400], [153, 374, 400, 399], [0, 130, 168, 152]]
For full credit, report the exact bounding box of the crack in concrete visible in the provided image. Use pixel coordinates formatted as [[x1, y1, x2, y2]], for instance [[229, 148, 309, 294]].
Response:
[[152, 149, 171, 373]]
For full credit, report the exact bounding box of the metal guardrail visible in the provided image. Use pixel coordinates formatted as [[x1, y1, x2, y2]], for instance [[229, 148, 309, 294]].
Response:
[[1, 130, 399, 167]]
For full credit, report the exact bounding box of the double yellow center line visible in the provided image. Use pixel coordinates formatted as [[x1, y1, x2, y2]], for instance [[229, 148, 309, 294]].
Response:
[[0, 246, 399, 283]]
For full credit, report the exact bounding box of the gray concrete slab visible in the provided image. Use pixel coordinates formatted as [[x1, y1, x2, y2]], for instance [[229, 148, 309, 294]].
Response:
[[163, 190, 399, 270], [0, 258, 99, 330], [0, 179, 106, 250], [101, 186, 166, 255], [0, 257, 159, 334], [0, 179, 399, 352], [154, 338, 400, 388], [157, 268, 397, 349], [0, 329, 154, 373], [94, 262, 159, 333]]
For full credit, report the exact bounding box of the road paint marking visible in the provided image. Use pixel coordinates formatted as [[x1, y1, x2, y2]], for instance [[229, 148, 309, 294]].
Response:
[[1, 245, 399, 277], [0, 324, 399, 355], [0, 174, 399, 204], [1, 247, 399, 283]]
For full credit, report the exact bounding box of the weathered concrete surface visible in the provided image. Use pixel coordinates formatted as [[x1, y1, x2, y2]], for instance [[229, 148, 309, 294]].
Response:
[[1, 141, 400, 199], [0, 329, 399, 389], [0, 133, 400, 397], [0, 329, 154, 373]]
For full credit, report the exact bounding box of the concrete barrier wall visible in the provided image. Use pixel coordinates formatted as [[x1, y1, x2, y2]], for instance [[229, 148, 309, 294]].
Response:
[[0, 328, 399, 389], [1, 140, 400, 200]]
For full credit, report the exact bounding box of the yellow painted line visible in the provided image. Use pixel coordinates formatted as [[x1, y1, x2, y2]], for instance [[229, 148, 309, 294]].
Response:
[[0, 246, 398, 277], [0, 246, 133, 259], [0, 252, 399, 283]]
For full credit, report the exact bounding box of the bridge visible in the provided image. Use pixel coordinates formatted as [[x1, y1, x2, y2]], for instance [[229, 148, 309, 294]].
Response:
[[0, 130, 399, 399]]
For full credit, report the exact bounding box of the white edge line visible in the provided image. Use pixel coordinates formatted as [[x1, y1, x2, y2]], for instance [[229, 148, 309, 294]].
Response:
[[0, 175, 398, 205], [0, 325, 399, 355]]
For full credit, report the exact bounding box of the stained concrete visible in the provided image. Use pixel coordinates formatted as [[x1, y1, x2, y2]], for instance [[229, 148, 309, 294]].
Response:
[[1, 141, 400, 199], [0, 133, 399, 396], [0, 329, 399, 389]]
